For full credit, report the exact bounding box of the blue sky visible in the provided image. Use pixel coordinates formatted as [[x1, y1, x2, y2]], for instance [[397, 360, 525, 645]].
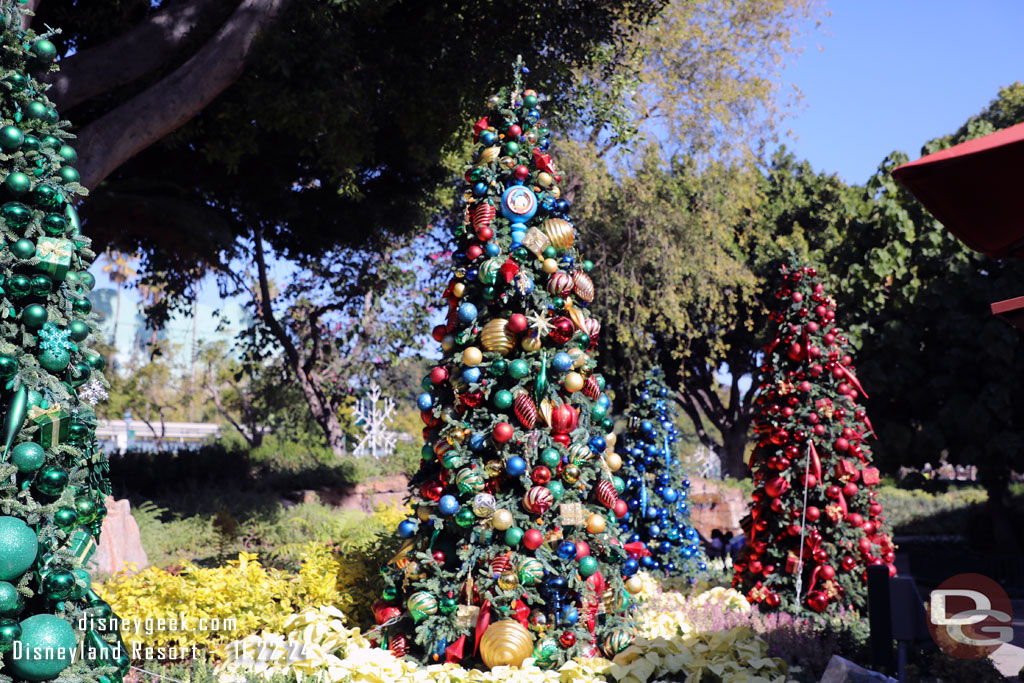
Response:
[[782, 0, 1024, 183]]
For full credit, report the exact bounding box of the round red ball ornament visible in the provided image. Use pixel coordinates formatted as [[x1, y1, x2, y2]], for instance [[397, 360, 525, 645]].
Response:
[[523, 529, 544, 550], [559, 631, 576, 648], [430, 366, 449, 384], [493, 422, 514, 443], [508, 314, 529, 334]]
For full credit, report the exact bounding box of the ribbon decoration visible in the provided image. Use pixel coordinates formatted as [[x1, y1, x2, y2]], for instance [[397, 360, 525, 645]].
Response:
[[808, 441, 823, 485], [473, 599, 492, 655], [29, 404, 67, 448], [794, 441, 814, 601], [35, 237, 73, 261]]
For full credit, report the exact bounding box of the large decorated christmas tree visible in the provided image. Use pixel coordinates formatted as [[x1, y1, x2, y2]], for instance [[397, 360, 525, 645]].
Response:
[[732, 261, 895, 616], [0, 3, 129, 681], [376, 64, 640, 670], [618, 369, 705, 579]]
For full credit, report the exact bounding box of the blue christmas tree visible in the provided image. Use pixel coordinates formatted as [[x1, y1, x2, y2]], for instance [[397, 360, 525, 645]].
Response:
[[619, 369, 706, 578]]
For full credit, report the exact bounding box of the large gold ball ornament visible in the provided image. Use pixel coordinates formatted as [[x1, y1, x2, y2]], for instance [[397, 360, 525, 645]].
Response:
[[463, 347, 483, 366], [550, 186, 561, 200], [417, 505, 432, 521], [562, 465, 581, 484], [497, 570, 519, 590], [541, 218, 574, 250], [537, 172, 553, 187], [441, 335, 456, 352], [492, 509, 514, 530], [564, 372, 584, 392], [481, 319, 517, 356], [586, 513, 606, 534], [521, 334, 542, 352], [452, 282, 466, 298], [480, 620, 534, 670], [477, 147, 501, 166], [606, 453, 623, 471], [542, 258, 559, 274], [625, 576, 644, 595]]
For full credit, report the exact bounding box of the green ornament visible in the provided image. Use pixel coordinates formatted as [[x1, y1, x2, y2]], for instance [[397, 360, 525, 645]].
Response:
[[455, 508, 476, 527], [11, 442, 44, 473], [595, 375, 606, 391], [79, 271, 95, 290], [68, 422, 90, 444], [5, 614, 76, 681], [11, 238, 34, 260], [545, 480, 564, 500], [582, 260, 594, 272], [1, 201, 32, 229], [481, 285, 497, 301], [65, 204, 81, 235], [0, 354, 17, 378], [34, 466, 68, 496], [33, 184, 62, 209], [539, 448, 560, 468], [85, 352, 105, 371], [504, 141, 520, 156], [534, 353, 548, 399], [489, 358, 507, 376], [0, 618, 20, 654], [7, 273, 30, 296], [25, 100, 48, 120], [66, 320, 89, 343], [0, 125, 23, 151], [22, 303, 47, 328], [590, 404, 607, 422], [4, 73, 27, 92], [407, 591, 438, 623], [439, 596, 458, 615], [0, 516, 37, 581], [441, 453, 463, 470], [551, 297, 564, 310], [508, 359, 530, 379], [420, 444, 434, 461], [493, 389, 513, 410], [41, 136, 60, 150], [542, 246, 557, 259], [576, 332, 590, 347], [22, 135, 39, 152], [57, 167, 79, 185], [504, 526, 524, 547], [382, 586, 398, 601], [2, 386, 28, 455], [0, 581, 23, 618], [30, 274, 52, 297], [612, 476, 625, 494], [30, 39, 58, 63], [70, 569, 90, 600], [40, 213, 67, 236], [75, 495, 99, 524], [601, 417, 615, 432], [53, 507, 77, 531], [5, 172, 31, 195], [73, 297, 92, 315], [578, 555, 598, 578], [42, 569, 76, 600], [523, 94, 539, 109], [468, 168, 485, 182], [45, 108, 59, 125], [511, 246, 529, 261], [420, 375, 432, 391]]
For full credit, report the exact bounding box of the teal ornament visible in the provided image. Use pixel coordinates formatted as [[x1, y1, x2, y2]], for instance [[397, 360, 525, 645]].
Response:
[[33, 184, 62, 209], [21, 303, 47, 328], [578, 555, 599, 578], [40, 213, 67, 236], [6, 614, 76, 681], [41, 569, 76, 600], [500, 185, 538, 223], [5, 171, 31, 195], [70, 569, 90, 600], [38, 322, 73, 354], [0, 618, 20, 654], [38, 348, 70, 373], [22, 135, 39, 152], [72, 297, 92, 315], [30, 39, 58, 64], [85, 352, 105, 371], [34, 466, 68, 496], [11, 238, 35, 259], [53, 507, 77, 531], [0, 516, 37, 581], [0, 354, 17, 378], [1, 201, 32, 229], [45, 108, 58, 125], [0, 125, 23, 151], [57, 145, 76, 164], [2, 386, 28, 455], [67, 362, 91, 387], [79, 271, 95, 291], [7, 274, 30, 297], [57, 167, 78, 185], [29, 275, 52, 297], [64, 203, 80, 235], [11, 442, 45, 473], [24, 100, 48, 120], [4, 73, 27, 92], [68, 319, 89, 342], [0, 581, 23, 617], [41, 136, 60, 150], [534, 351, 548, 400]]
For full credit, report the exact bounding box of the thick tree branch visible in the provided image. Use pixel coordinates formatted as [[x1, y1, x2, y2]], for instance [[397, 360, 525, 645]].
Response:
[[49, 0, 226, 111], [19, 0, 40, 31], [674, 390, 722, 452], [75, 0, 290, 190]]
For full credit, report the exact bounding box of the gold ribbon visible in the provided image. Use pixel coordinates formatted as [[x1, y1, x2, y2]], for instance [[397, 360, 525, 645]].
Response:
[[29, 404, 65, 446], [35, 238, 72, 261]]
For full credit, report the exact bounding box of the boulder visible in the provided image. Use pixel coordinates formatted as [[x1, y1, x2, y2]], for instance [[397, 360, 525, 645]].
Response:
[[93, 497, 148, 577]]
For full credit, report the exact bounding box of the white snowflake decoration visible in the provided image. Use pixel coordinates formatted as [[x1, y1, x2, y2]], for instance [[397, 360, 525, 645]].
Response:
[[352, 382, 397, 459], [39, 322, 74, 354], [78, 378, 108, 406], [691, 444, 723, 480]]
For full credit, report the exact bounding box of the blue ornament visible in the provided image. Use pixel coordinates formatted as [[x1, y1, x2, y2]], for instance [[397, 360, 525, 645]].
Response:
[[485, 243, 501, 257], [648, 524, 661, 538], [525, 109, 541, 123], [627, 497, 640, 511], [560, 254, 575, 268], [539, 138, 550, 151], [656, 474, 670, 486], [622, 558, 639, 576], [457, 302, 478, 323], [598, 394, 610, 407], [556, 541, 576, 560], [480, 131, 497, 146], [472, 182, 488, 197], [665, 562, 676, 573], [500, 185, 538, 222], [551, 352, 573, 372], [417, 393, 434, 410], [560, 606, 579, 625], [398, 519, 417, 538], [645, 506, 659, 520], [470, 433, 488, 452], [465, 268, 479, 281], [554, 198, 570, 214], [640, 420, 653, 433], [511, 230, 526, 245], [438, 495, 459, 515], [662, 487, 678, 503], [545, 576, 567, 594], [659, 541, 672, 554], [589, 435, 606, 453], [506, 456, 527, 476], [641, 556, 656, 568], [462, 367, 482, 383]]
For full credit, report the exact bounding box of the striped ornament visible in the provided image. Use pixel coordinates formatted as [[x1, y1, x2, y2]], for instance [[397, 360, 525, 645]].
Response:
[[582, 375, 601, 400], [523, 485, 554, 515], [594, 479, 618, 509], [546, 271, 574, 296], [602, 629, 633, 657], [514, 391, 537, 429], [516, 557, 545, 585], [472, 202, 496, 233], [455, 467, 485, 494], [489, 552, 513, 576], [572, 270, 595, 303]]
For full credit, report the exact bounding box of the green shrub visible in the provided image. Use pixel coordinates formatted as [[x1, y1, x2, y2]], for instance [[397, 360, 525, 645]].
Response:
[[874, 485, 987, 534]]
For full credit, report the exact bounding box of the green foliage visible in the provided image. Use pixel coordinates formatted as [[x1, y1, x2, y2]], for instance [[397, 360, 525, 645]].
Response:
[[874, 486, 988, 534]]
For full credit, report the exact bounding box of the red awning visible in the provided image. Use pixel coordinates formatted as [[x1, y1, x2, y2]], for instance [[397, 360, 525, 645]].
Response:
[[891, 121, 1024, 258]]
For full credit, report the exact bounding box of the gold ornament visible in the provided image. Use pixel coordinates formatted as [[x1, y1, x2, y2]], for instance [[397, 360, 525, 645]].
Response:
[[521, 334, 542, 352], [567, 306, 588, 331], [499, 155, 516, 169], [537, 172, 553, 187], [606, 453, 623, 472], [586, 513, 606, 534], [463, 347, 483, 366], [481, 318, 518, 355], [417, 505, 432, 521], [522, 228, 551, 258], [497, 570, 519, 590], [550, 185, 561, 200], [541, 218, 574, 250], [562, 465, 581, 484], [452, 282, 466, 298], [605, 432, 617, 448], [477, 147, 501, 166], [492, 509, 514, 530], [538, 399, 553, 427], [390, 539, 416, 568], [624, 576, 643, 595], [564, 372, 584, 392], [480, 620, 534, 669], [541, 258, 559, 274], [485, 459, 504, 478], [441, 334, 456, 352], [455, 604, 481, 629], [572, 270, 594, 303]]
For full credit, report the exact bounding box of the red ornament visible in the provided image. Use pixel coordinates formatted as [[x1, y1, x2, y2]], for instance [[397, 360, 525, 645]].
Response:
[[765, 476, 790, 498], [533, 149, 555, 174], [473, 116, 490, 138], [477, 225, 494, 241], [549, 316, 575, 344], [547, 272, 574, 296], [843, 482, 859, 498], [869, 502, 883, 517], [430, 366, 449, 384], [523, 485, 554, 515], [508, 313, 529, 334], [550, 404, 577, 434], [467, 244, 483, 260], [805, 506, 820, 521], [594, 480, 617, 508], [787, 343, 804, 361], [493, 422, 514, 443], [834, 437, 850, 452], [523, 529, 544, 550], [421, 481, 444, 502], [432, 549, 447, 563], [769, 497, 785, 513], [582, 375, 601, 400], [559, 631, 577, 648], [819, 565, 836, 580], [513, 165, 530, 181], [806, 591, 829, 613], [432, 325, 447, 342], [825, 485, 841, 499], [575, 541, 591, 559], [389, 633, 410, 657], [421, 411, 440, 428], [531, 466, 552, 484], [373, 602, 402, 625], [764, 592, 781, 608], [613, 499, 628, 519], [490, 553, 512, 575], [514, 392, 538, 429], [507, 124, 522, 139], [748, 560, 763, 574]]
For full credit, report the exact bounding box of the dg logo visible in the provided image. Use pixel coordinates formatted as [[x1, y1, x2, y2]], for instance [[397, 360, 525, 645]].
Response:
[[927, 573, 1014, 659]]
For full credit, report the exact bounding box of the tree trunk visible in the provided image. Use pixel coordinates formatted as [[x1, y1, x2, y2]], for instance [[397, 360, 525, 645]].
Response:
[[719, 424, 750, 479]]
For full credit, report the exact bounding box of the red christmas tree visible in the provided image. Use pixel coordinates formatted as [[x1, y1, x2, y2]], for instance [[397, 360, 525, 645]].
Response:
[[733, 261, 895, 615]]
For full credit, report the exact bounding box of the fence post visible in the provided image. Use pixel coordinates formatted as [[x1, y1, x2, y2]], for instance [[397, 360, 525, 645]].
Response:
[[867, 564, 895, 673]]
